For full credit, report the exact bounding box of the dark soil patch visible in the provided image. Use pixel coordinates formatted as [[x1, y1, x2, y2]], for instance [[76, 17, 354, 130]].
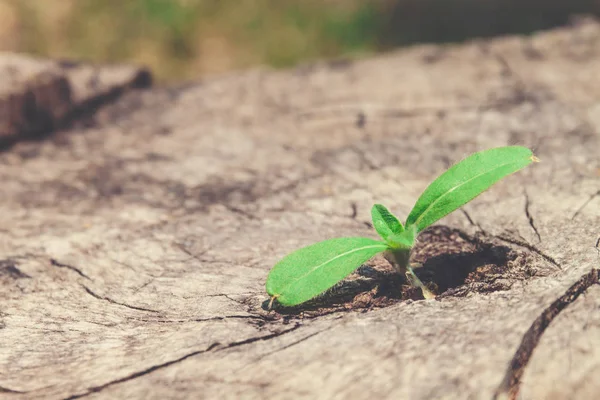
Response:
[[411, 226, 535, 297], [267, 225, 536, 318]]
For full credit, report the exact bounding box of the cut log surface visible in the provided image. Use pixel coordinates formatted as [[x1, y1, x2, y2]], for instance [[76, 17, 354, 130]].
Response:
[[1, 20, 600, 400]]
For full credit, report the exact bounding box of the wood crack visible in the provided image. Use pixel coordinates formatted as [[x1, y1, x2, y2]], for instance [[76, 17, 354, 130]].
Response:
[[62, 323, 302, 399], [50, 259, 91, 280], [523, 191, 541, 242], [234, 325, 333, 373], [495, 234, 561, 270], [454, 210, 559, 269], [135, 315, 267, 324], [460, 208, 484, 232], [62, 343, 221, 400], [223, 204, 260, 220], [81, 285, 160, 314], [0, 385, 26, 394], [571, 189, 600, 220], [493, 268, 600, 400]]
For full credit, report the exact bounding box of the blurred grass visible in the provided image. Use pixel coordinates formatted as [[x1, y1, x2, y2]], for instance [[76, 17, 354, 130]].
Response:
[[0, 0, 598, 82], [2, 0, 386, 81]]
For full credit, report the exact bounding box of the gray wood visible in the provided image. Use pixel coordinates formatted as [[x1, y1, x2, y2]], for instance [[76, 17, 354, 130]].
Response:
[[1, 19, 599, 400]]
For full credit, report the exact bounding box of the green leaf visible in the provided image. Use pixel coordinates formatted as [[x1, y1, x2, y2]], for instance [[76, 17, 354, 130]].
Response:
[[386, 224, 417, 249], [371, 204, 404, 242], [266, 237, 388, 306], [405, 146, 538, 232]]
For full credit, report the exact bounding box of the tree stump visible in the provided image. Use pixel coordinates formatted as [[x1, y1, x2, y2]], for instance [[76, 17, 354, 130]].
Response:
[[1, 20, 599, 400]]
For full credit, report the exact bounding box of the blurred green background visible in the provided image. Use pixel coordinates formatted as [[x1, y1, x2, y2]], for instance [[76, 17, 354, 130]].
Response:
[[1, 0, 598, 82]]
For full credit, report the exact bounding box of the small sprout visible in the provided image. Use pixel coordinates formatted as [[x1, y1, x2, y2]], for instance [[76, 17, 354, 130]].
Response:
[[371, 203, 404, 242], [386, 224, 417, 250], [266, 146, 538, 307]]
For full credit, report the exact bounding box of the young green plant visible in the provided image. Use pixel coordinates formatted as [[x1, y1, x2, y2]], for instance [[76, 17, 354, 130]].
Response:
[[266, 146, 539, 307]]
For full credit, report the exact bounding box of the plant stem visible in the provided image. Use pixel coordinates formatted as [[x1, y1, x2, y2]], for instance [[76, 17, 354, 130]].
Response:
[[387, 248, 411, 273], [406, 264, 436, 299], [385, 249, 435, 299]]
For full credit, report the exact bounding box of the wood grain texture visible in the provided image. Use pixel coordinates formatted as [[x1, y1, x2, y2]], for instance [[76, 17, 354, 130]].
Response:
[[1, 19, 599, 400]]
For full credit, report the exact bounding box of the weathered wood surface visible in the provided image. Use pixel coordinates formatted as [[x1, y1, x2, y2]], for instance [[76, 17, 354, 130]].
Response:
[[1, 20, 599, 400], [0, 53, 151, 144]]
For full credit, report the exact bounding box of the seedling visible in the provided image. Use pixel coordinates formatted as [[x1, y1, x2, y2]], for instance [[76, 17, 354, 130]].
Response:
[[266, 146, 539, 307]]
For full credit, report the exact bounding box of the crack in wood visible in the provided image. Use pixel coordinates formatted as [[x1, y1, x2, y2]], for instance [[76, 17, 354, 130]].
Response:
[[50, 259, 91, 280], [62, 343, 221, 400], [493, 268, 600, 400], [453, 211, 559, 270], [523, 191, 541, 243], [223, 204, 259, 220], [0, 259, 31, 279], [0, 385, 26, 394], [234, 325, 333, 373], [135, 315, 267, 324], [496, 235, 561, 270], [460, 208, 485, 232], [62, 323, 301, 399], [172, 242, 215, 264], [81, 285, 160, 314], [571, 190, 600, 220], [350, 202, 358, 219], [460, 208, 476, 226]]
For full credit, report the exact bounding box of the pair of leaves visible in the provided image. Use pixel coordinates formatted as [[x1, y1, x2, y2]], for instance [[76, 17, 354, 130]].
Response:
[[266, 146, 538, 306]]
